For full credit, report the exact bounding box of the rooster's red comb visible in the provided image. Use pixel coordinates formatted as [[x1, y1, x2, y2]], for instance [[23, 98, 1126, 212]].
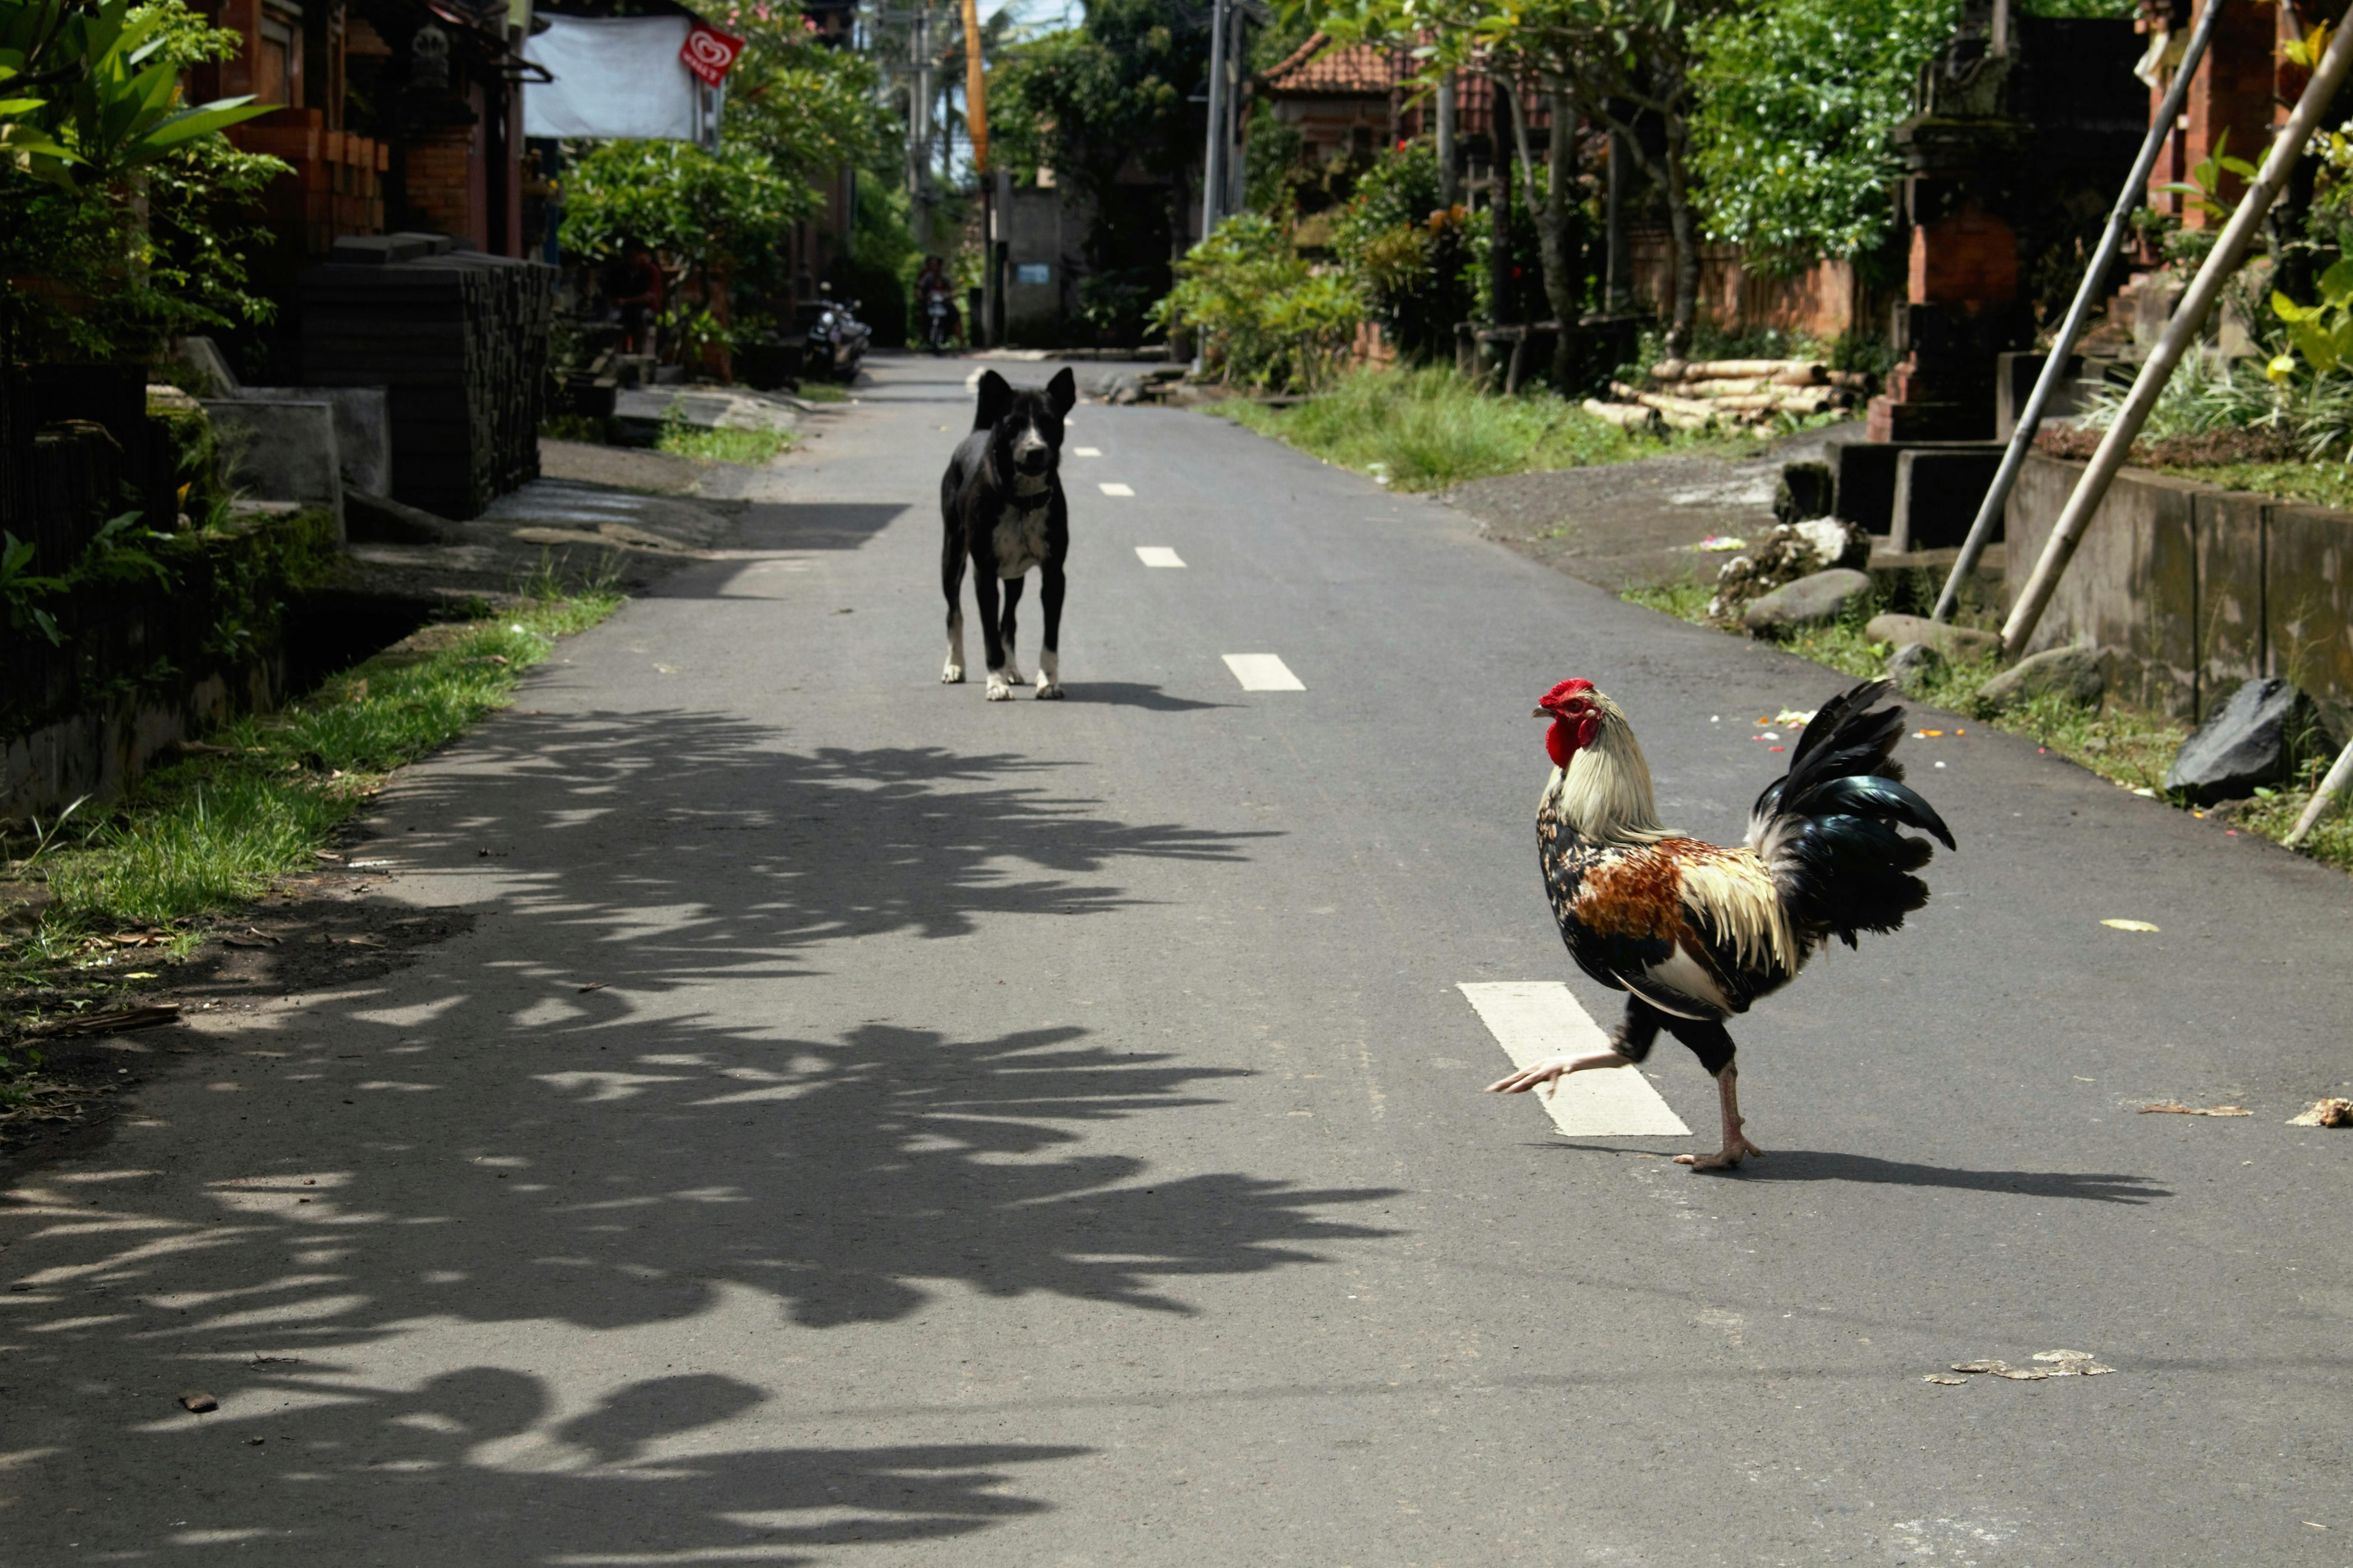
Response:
[[1536, 679, 1594, 709]]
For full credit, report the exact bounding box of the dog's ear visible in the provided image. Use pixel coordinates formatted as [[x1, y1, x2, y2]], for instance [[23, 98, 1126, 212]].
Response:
[[974, 370, 1014, 432], [1046, 366, 1077, 418]]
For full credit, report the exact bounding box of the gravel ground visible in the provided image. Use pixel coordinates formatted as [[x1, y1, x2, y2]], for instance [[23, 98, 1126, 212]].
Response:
[[1444, 420, 1863, 594]]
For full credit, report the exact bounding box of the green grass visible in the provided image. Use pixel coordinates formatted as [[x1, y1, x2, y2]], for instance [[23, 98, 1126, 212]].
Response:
[[2154, 460, 2353, 510], [1612, 580, 2353, 871], [1212, 366, 1763, 491], [792, 382, 852, 403], [657, 418, 794, 466], [3, 589, 623, 982]]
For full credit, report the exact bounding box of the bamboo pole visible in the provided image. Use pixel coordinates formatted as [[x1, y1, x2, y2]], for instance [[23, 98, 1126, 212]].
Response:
[[2284, 736, 2353, 847], [1932, 0, 2227, 623], [2001, 7, 2353, 656]]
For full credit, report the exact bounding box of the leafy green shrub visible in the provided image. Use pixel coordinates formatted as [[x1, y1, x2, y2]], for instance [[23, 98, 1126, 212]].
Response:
[[1153, 214, 1363, 391], [1332, 139, 1474, 362], [1218, 365, 1662, 489]]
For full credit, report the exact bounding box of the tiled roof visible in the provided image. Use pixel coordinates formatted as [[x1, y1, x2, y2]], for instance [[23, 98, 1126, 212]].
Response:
[[1260, 31, 1408, 95]]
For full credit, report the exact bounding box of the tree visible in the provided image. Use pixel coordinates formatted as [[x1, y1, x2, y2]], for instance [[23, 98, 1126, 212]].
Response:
[[0, 0, 279, 362], [1311, 0, 1732, 356], [993, 0, 1213, 270], [561, 9, 897, 346], [1687, 0, 1958, 270], [0, 0, 267, 185]]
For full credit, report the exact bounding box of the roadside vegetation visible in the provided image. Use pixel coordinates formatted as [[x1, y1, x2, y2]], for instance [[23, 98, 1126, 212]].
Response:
[[1620, 582, 2351, 873], [1, 573, 624, 1025], [1215, 365, 1782, 491], [656, 417, 795, 466]]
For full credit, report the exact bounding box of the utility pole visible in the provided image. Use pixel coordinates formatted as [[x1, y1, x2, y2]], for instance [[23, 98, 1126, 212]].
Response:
[[1604, 127, 1630, 312], [1436, 69, 1457, 209], [909, 6, 931, 239], [1201, 0, 1230, 239], [1233, 0, 1252, 216]]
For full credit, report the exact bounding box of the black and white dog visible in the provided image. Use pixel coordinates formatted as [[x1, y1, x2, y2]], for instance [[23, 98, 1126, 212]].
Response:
[[940, 366, 1075, 700]]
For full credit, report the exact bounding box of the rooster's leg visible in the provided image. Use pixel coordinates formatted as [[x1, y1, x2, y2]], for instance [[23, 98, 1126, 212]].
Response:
[[1675, 1066, 1763, 1170]]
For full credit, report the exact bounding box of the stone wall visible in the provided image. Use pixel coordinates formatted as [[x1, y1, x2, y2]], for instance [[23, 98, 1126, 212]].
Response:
[[2005, 452, 2353, 720], [1, 507, 341, 823]]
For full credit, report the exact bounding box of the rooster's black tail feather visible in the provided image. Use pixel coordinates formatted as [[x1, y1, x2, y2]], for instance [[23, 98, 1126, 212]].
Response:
[[1750, 680, 1954, 948]]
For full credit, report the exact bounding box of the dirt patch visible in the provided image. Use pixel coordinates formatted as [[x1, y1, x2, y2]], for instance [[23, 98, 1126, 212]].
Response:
[[1, 871, 473, 1178], [539, 439, 715, 497], [2033, 424, 2299, 468], [1445, 425, 1861, 594]]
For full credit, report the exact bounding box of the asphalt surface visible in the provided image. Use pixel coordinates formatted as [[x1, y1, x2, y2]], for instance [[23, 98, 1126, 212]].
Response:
[[6, 351, 2353, 1566]]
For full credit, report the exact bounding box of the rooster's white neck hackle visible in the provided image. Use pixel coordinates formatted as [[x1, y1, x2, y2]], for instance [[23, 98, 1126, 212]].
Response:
[[1546, 696, 1674, 845]]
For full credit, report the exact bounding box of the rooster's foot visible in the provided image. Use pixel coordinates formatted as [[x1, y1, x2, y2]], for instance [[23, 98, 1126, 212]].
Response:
[[1675, 1133, 1763, 1171]]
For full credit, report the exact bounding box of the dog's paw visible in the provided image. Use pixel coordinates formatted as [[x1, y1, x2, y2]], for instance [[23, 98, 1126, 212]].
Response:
[[984, 675, 1015, 701], [941, 662, 965, 684], [1035, 673, 1063, 700], [998, 663, 1025, 686]]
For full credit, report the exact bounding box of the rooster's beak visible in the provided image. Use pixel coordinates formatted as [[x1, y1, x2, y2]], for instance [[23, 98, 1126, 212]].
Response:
[[1532, 707, 1551, 720]]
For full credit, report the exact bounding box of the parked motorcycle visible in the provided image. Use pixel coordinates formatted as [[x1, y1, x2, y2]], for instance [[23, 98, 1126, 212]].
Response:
[[922, 287, 958, 355], [806, 285, 870, 381]]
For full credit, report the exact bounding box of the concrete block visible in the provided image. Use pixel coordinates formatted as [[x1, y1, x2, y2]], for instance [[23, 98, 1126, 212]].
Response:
[[176, 334, 241, 396], [2266, 502, 2353, 704], [2003, 453, 2197, 716], [244, 384, 390, 496], [1994, 351, 2089, 441], [1892, 448, 2005, 550], [201, 399, 344, 542], [1830, 439, 2004, 534], [2193, 490, 2266, 721]]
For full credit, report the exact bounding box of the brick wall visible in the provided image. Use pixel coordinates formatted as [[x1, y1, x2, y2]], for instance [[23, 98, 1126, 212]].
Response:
[[404, 128, 477, 242], [1628, 228, 1877, 340], [2147, 0, 2278, 230], [1908, 204, 2017, 307]]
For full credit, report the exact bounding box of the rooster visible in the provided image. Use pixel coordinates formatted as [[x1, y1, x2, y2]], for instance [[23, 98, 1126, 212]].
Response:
[[1487, 678, 1954, 1169]]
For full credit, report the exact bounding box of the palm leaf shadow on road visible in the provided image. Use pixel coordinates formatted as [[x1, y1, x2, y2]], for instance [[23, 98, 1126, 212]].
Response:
[[0, 711, 1401, 1559], [394, 712, 1273, 982]]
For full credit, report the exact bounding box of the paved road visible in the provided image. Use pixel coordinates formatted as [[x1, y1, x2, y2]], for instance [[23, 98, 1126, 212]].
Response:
[[8, 352, 2353, 1565]]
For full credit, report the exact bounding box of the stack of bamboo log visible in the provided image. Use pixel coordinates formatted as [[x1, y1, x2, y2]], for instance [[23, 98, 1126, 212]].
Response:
[[1581, 359, 1871, 433]]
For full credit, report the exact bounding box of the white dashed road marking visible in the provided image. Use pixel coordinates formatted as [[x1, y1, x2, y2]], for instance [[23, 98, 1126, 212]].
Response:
[[1222, 654, 1304, 692], [1074, 446, 1103, 457], [1099, 482, 1135, 497], [1135, 546, 1186, 568], [1457, 982, 1692, 1138]]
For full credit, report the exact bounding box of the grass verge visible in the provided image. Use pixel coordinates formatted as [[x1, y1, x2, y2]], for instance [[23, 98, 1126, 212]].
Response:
[[657, 418, 794, 466], [2153, 460, 2353, 511], [1212, 366, 1769, 491], [1619, 581, 2351, 874], [1, 587, 625, 1017]]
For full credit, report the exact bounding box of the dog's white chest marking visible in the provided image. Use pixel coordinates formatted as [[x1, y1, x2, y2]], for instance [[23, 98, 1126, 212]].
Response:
[[993, 503, 1052, 578]]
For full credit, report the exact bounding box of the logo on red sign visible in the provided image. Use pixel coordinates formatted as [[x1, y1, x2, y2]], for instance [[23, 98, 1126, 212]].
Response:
[[680, 21, 744, 86]]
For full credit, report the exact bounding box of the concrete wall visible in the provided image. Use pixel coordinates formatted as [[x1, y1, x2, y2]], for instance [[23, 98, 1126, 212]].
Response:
[[1002, 185, 1074, 342], [2005, 452, 2353, 719]]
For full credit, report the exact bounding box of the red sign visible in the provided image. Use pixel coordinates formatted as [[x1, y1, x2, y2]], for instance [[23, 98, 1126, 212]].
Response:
[[680, 21, 744, 87]]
